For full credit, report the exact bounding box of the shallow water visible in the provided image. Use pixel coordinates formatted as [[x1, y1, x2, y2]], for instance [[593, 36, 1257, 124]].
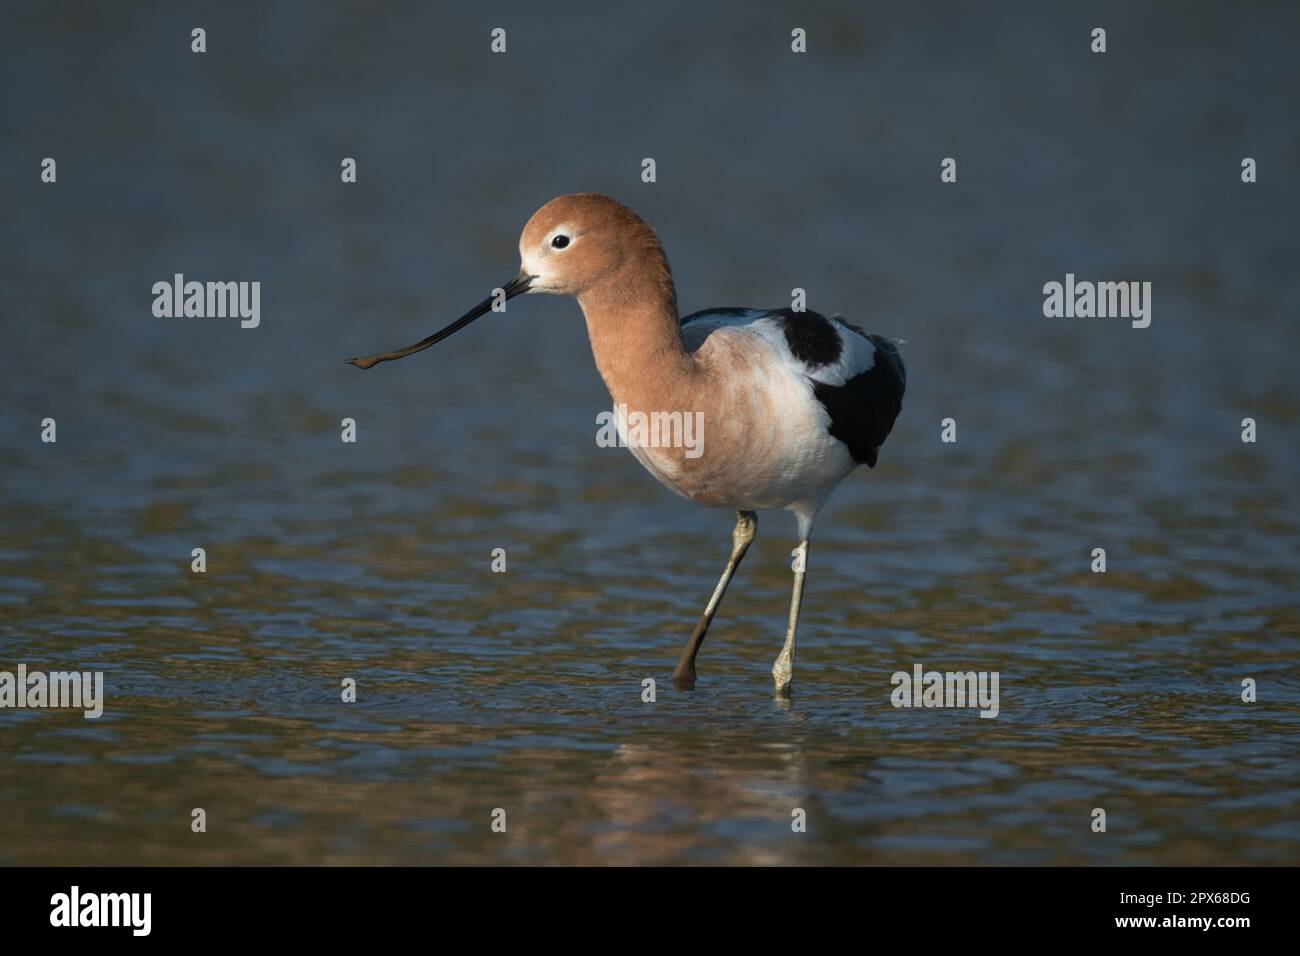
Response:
[[1, 1, 1298, 865]]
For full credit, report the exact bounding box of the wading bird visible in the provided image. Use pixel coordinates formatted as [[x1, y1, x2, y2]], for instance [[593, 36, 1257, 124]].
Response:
[[348, 194, 905, 696]]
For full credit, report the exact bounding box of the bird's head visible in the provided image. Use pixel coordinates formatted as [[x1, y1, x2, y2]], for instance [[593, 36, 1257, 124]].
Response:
[[346, 193, 661, 370]]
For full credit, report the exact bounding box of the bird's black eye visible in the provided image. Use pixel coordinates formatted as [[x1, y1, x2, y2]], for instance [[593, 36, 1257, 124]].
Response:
[[551, 234, 570, 249]]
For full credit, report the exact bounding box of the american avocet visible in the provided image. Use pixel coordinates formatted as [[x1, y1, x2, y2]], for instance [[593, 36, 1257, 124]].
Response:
[[348, 194, 905, 696]]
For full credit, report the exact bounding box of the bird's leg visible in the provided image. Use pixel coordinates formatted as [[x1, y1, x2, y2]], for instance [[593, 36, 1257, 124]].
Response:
[[673, 511, 758, 689], [772, 537, 810, 698]]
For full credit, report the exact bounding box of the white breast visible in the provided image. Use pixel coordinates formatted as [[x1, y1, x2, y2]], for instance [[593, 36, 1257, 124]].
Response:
[[614, 310, 861, 512]]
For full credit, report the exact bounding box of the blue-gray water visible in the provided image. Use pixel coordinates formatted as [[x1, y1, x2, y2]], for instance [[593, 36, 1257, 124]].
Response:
[[1, 0, 1297, 864]]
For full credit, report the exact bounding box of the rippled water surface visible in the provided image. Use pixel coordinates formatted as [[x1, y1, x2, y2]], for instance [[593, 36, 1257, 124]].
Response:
[[1, 1, 1298, 865]]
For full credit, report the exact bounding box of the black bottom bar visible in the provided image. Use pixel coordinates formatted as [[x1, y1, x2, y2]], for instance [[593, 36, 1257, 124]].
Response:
[[0, 866, 1287, 941]]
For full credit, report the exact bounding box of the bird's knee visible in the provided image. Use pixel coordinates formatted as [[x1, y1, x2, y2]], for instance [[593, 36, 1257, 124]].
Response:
[[772, 655, 793, 682], [733, 511, 758, 548]]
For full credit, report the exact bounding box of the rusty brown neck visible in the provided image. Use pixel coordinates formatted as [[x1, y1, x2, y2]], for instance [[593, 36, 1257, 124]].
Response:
[[576, 261, 699, 413]]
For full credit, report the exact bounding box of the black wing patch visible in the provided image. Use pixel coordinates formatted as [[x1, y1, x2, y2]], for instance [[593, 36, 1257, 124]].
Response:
[[772, 309, 842, 367], [812, 335, 906, 467]]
